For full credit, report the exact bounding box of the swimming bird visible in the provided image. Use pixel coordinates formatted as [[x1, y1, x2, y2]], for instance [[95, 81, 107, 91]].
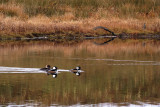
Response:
[[40, 65, 51, 71], [47, 66, 58, 78], [70, 66, 81, 76]]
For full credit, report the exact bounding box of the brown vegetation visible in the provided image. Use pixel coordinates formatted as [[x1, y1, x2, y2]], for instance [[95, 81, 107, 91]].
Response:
[[0, 16, 160, 37], [0, 0, 159, 38]]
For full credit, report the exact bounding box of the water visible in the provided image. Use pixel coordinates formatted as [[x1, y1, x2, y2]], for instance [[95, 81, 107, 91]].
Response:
[[0, 40, 160, 106]]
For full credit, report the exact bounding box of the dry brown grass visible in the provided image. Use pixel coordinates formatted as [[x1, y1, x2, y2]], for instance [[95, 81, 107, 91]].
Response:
[[0, 2, 27, 19], [0, 1, 159, 36], [0, 15, 159, 37], [0, 0, 159, 37]]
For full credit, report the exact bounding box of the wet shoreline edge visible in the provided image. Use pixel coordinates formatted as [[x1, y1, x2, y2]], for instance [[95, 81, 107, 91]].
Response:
[[0, 32, 160, 41]]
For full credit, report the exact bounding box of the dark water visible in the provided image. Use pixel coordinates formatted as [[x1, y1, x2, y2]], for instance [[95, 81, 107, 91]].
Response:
[[0, 40, 160, 106]]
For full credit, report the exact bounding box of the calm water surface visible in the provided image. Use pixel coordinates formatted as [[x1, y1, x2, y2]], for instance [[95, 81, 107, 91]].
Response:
[[0, 40, 160, 106]]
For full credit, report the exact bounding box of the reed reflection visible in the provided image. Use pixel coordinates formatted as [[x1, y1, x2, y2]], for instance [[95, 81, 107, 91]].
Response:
[[0, 40, 160, 106]]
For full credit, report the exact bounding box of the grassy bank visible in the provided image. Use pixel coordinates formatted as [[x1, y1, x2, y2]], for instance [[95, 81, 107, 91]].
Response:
[[0, 0, 160, 37]]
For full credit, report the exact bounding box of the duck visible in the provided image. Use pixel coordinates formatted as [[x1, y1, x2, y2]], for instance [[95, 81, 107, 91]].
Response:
[[70, 66, 81, 76], [47, 66, 58, 78], [40, 65, 51, 71]]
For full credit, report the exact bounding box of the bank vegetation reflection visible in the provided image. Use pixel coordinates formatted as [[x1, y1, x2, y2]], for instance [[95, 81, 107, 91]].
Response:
[[0, 40, 160, 106]]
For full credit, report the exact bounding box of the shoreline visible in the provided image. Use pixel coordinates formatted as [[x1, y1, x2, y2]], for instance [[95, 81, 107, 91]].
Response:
[[0, 32, 160, 41]]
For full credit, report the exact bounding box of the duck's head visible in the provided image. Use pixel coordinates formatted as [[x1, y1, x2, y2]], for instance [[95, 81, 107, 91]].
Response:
[[52, 66, 57, 70], [76, 66, 81, 70], [46, 65, 51, 68]]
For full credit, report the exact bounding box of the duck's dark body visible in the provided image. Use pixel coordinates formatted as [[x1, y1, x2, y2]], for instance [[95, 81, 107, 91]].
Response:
[[40, 68, 50, 71], [46, 66, 58, 76], [40, 65, 51, 71], [70, 66, 81, 73], [70, 66, 81, 76], [70, 69, 79, 73], [47, 70, 57, 75]]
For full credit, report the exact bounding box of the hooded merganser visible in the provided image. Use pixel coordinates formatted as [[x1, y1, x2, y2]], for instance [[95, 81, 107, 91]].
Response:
[[47, 66, 58, 78], [70, 66, 81, 76], [40, 65, 51, 71]]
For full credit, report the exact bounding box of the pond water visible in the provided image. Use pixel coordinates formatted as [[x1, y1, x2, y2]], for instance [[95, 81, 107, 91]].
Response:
[[0, 40, 160, 106]]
